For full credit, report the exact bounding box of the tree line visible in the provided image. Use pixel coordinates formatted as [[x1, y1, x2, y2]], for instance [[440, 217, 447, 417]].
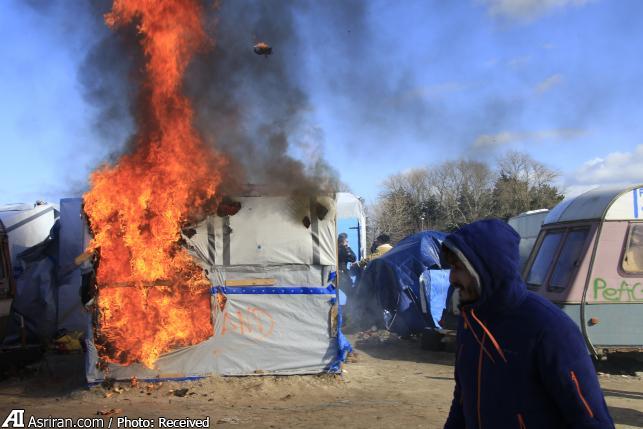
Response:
[[368, 151, 564, 244]]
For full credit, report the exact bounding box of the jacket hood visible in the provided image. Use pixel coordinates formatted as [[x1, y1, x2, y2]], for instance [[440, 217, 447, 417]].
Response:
[[442, 219, 526, 316]]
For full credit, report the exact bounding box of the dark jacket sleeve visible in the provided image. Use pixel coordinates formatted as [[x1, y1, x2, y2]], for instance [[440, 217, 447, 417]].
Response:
[[339, 246, 356, 264], [535, 322, 614, 429]]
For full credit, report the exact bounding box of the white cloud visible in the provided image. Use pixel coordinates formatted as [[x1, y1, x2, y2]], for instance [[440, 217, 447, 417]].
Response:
[[534, 73, 563, 94], [574, 144, 643, 184], [481, 0, 591, 21], [474, 128, 585, 148]]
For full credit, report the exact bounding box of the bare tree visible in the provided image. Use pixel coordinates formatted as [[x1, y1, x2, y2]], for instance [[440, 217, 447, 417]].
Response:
[[372, 169, 431, 243], [493, 151, 563, 219], [369, 152, 562, 242], [428, 160, 494, 229]]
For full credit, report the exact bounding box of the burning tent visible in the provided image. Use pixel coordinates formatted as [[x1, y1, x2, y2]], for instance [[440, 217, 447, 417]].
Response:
[[84, 194, 350, 381], [73, 0, 350, 381]]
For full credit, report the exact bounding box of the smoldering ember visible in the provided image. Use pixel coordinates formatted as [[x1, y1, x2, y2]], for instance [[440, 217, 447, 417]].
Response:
[[0, 1, 642, 428]]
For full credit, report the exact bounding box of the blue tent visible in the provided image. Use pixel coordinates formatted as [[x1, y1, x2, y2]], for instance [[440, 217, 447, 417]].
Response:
[[351, 231, 451, 336]]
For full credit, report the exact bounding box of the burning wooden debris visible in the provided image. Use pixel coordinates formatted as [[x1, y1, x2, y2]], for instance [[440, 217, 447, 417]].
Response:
[[253, 41, 272, 57]]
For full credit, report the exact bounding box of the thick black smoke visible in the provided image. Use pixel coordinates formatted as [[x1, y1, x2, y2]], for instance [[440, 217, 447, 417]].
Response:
[[71, 0, 512, 193], [66, 0, 532, 193], [186, 0, 343, 196], [74, 0, 346, 197]]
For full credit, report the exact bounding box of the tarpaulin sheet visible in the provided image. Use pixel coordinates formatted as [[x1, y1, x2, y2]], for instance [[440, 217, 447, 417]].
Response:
[[1, 203, 58, 345], [353, 231, 450, 336], [57, 198, 91, 332], [86, 195, 349, 382], [86, 290, 339, 381]]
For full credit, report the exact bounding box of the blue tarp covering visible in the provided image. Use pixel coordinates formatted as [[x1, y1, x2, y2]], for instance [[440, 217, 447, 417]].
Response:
[[352, 231, 450, 336]]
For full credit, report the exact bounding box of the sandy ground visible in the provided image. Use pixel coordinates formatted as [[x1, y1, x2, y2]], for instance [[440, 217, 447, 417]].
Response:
[[0, 331, 641, 429]]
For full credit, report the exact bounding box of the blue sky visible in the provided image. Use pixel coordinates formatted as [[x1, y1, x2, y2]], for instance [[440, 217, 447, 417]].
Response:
[[1, 0, 642, 205]]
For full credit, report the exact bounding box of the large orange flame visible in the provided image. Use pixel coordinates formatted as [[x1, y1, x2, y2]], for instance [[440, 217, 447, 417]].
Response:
[[83, 0, 223, 368]]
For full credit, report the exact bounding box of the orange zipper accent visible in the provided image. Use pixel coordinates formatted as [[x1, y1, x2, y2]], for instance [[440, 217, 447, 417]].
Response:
[[462, 311, 495, 363], [570, 371, 594, 418], [517, 413, 527, 429], [471, 309, 507, 363]]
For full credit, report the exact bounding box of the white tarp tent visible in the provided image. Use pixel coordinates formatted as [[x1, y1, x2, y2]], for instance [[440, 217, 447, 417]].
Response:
[[0, 202, 59, 343], [0, 202, 58, 272], [86, 194, 350, 382]]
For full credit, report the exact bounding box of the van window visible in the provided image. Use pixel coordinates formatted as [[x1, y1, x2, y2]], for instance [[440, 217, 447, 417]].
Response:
[[549, 228, 590, 290], [526, 231, 564, 287], [622, 224, 643, 274]]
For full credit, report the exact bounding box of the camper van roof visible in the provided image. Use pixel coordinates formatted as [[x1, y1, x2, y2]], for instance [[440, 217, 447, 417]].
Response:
[[544, 184, 643, 224]]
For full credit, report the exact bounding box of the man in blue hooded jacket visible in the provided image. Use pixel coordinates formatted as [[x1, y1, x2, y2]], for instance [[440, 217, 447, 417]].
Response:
[[442, 219, 614, 429]]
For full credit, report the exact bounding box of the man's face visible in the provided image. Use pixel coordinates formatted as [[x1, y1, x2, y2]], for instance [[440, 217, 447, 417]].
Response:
[[448, 255, 480, 304]]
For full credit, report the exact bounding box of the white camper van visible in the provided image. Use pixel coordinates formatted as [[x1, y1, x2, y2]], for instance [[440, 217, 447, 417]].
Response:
[[522, 184, 643, 356]]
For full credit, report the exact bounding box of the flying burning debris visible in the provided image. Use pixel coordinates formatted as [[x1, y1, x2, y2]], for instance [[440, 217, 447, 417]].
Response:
[[83, 0, 225, 368], [253, 41, 272, 57]]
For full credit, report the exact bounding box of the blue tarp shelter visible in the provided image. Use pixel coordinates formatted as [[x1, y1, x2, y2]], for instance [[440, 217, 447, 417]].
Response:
[[352, 231, 450, 336]]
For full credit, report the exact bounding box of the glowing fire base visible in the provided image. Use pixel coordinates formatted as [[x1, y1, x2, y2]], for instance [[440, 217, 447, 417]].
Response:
[[85, 195, 351, 382]]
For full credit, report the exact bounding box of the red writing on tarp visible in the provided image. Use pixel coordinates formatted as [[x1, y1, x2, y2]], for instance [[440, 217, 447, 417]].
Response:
[[218, 306, 275, 338]]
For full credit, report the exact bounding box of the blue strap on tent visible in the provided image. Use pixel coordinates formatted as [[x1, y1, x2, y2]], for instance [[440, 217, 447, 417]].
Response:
[[210, 285, 336, 295]]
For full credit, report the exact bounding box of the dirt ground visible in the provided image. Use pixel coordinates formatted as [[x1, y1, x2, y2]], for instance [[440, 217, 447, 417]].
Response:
[[0, 331, 641, 429]]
